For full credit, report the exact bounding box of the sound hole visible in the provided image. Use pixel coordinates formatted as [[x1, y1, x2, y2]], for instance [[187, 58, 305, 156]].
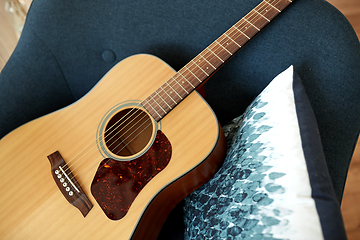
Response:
[[104, 108, 153, 157]]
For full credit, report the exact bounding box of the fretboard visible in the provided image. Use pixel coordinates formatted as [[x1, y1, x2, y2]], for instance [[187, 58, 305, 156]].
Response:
[[143, 0, 293, 121]]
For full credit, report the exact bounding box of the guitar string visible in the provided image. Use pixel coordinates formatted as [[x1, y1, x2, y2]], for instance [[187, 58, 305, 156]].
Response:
[[77, 117, 153, 180], [64, 0, 280, 186], [67, 108, 157, 183], [62, 62, 193, 174], [73, 0, 287, 191], [64, 75, 192, 178], [61, 105, 143, 171], [62, 0, 272, 175], [67, 110, 149, 175], [63, 74, 189, 175], [148, 0, 282, 116], [68, 82, 192, 183], [65, 68, 198, 178], [62, 84, 181, 174], [74, 119, 155, 186], [161, 1, 264, 98], [62, 58, 201, 176], [60, 0, 288, 191], [63, 0, 281, 183], [180, 0, 277, 78], [62, 77, 183, 177], [61, 73, 188, 172]]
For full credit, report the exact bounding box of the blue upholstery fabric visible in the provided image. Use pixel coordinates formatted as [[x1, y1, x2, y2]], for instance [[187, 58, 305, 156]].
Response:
[[0, 0, 359, 238]]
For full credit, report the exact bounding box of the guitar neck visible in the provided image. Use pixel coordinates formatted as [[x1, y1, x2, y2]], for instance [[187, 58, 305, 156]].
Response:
[[143, 0, 293, 121]]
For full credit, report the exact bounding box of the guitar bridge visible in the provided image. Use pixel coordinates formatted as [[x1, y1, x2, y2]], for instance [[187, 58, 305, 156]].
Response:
[[48, 151, 93, 217]]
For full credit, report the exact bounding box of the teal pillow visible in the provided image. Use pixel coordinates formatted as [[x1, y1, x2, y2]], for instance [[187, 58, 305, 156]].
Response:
[[184, 66, 346, 240]]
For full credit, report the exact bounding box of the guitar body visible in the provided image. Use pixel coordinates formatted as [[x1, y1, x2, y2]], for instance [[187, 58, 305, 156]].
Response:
[[0, 0, 296, 237], [0, 54, 226, 239]]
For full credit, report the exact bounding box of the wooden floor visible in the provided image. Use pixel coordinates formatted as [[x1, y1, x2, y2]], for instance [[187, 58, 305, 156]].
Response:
[[328, 0, 360, 39], [326, 1, 360, 239]]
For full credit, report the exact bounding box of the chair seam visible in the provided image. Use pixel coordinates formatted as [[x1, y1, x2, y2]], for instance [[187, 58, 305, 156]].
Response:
[[27, 25, 76, 101]]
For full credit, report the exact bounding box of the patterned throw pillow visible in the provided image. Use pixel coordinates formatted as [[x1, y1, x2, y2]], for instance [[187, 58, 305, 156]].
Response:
[[184, 66, 346, 240]]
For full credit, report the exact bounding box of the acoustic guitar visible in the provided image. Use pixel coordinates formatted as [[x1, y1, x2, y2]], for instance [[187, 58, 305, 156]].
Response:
[[0, 0, 293, 239]]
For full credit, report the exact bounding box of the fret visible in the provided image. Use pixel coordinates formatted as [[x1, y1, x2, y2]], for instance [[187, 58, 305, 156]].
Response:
[[142, 0, 294, 121], [165, 82, 183, 100], [154, 90, 172, 111], [233, 25, 251, 39], [148, 94, 166, 115], [224, 33, 242, 48], [253, 9, 270, 22], [157, 88, 175, 108], [206, 47, 225, 63], [171, 76, 189, 95], [245, 9, 270, 30], [143, 99, 162, 120], [159, 86, 177, 105], [215, 39, 233, 55], [190, 60, 211, 77], [273, 0, 291, 12], [150, 94, 167, 114], [184, 65, 203, 84], [175, 72, 189, 88], [267, 0, 293, 13], [162, 82, 182, 109], [255, 3, 279, 21], [264, 0, 281, 12], [243, 17, 260, 31], [227, 26, 251, 47], [209, 41, 232, 62], [234, 20, 259, 39], [200, 48, 225, 69], [177, 70, 196, 88], [218, 34, 242, 53], [213, 46, 231, 62], [196, 53, 217, 71]]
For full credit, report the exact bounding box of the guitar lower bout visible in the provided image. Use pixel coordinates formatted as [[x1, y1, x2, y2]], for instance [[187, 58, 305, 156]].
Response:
[[96, 100, 160, 161], [0, 53, 227, 240]]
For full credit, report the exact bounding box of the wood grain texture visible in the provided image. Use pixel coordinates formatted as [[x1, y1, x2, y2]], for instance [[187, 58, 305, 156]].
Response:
[[327, 0, 360, 39], [0, 54, 226, 239], [0, 0, 17, 70]]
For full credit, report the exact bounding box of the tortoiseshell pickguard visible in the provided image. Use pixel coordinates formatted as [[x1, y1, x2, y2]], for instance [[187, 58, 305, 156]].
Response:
[[91, 130, 172, 220]]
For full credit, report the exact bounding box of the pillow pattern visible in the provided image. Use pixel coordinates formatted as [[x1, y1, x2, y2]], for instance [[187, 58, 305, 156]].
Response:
[[183, 66, 346, 240]]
